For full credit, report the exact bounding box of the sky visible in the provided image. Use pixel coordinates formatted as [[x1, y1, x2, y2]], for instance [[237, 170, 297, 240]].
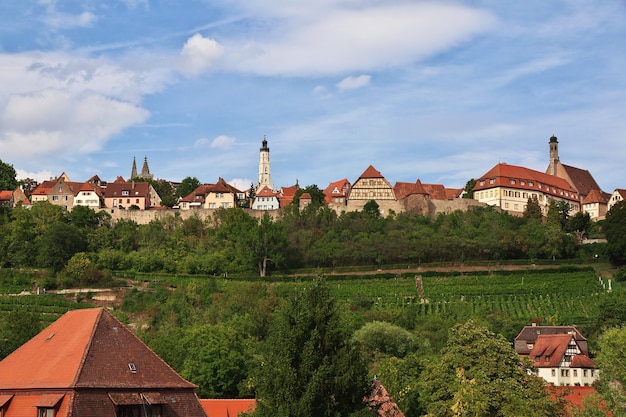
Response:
[[0, 0, 625, 193]]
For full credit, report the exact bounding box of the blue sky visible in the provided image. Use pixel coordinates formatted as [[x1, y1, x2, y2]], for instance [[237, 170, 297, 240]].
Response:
[[1, 0, 624, 193]]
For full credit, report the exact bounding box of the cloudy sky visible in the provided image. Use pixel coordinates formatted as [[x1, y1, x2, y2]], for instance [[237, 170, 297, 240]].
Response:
[[1, 0, 624, 193]]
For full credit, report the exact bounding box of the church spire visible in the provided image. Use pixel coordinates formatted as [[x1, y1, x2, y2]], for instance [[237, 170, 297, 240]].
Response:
[[130, 157, 138, 179], [141, 156, 152, 179]]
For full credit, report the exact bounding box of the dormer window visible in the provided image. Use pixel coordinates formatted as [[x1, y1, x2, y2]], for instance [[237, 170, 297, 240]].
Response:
[[122, 190, 129, 196]]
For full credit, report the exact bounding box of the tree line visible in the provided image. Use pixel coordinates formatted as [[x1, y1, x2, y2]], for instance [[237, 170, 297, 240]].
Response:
[[2, 193, 626, 287]]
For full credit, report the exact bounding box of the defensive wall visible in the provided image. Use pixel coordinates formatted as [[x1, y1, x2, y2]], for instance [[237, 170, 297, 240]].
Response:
[[104, 197, 486, 225]]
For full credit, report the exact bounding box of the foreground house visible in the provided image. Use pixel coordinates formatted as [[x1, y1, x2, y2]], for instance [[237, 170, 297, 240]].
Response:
[[515, 325, 597, 386], [530, 333, 597, 386], [0, 308, 207, 417]]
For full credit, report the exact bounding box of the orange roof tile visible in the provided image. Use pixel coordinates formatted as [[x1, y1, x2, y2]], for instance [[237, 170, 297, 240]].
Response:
[[323, 179, 351, 203], [200, 399, 255, 417], [393, 180, 428, 200], [475, 163, 579, 202], [422, 184, 447, 200], [358, 165, 384, 179], [0, 308, 196, 390], [256, 186, 279, 197], [0, 191, 13, 201], [582, 189, 608, 204]]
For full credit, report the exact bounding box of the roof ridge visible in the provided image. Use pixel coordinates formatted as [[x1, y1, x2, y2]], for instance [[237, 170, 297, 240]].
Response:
[[71, 308, 105, 387]]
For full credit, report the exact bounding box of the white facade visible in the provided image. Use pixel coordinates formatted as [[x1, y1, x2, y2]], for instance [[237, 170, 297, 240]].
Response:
[[608, 189, 626, 211]]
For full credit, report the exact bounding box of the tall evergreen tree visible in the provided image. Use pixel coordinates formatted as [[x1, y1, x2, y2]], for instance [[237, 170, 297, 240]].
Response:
[[605, 200, 626, 266], [524, 195, 543, 221], [251, 277, 369, 417]]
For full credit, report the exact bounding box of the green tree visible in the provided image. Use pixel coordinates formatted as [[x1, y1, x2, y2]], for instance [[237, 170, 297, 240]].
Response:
[[293, 184, 326, 209], [595, 326, 626, 414], [251, 277, 369, 417], [179, 322, 254, 398], [0, 311, 42, 359], [176, 176, 202, 198], [252, 212, 287, 277], [462, 179, 476, 199], [352, 321, 415, 363], [363, 200, 381, 218], [0, 159, 18, 191], [36, 222, 87, 272], [420, 320, 560, 417], [605, 201, 626, 266], [567, 211, 591, 242], [524, 195, 543, 221]]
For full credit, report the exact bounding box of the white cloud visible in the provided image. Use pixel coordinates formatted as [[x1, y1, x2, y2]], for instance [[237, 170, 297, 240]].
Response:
[[229, 178, 253, 191], [194, 138, 210, 148], [180, 33, 224, 75], [336, 74, 370, 91], [15, 168, 55, 183], [210, 135, 236, 149], [230, 3, 496, 76], [0, 89, 149, 158]]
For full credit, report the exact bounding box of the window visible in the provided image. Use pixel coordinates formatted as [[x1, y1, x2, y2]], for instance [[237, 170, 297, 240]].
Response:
[[117, 405, 162, 417], [122, 190, 129, 196], [489, 179, 495, 184], [510, 179, 516, 184], [38, 408, 54, 417], [573, 370, 578, 377], [52, 195, 59, 201], [551, 369, 556, 377]]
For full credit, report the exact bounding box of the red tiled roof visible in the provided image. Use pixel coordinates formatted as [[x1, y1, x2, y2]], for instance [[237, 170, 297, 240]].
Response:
[[548, 386, 611, 416], [530, 334, 594, 369], [0, 191, 12, 201], [365, 379, 405, 417], [582, 188, 608, 204], [358, 165, 384, 179], [200, 399, 255, 417], [0, 308, 196, 390], [561, 164, 603, 197], [475, 163, 579, 202], [445, 188, 463, 199], [393, 180, 428, 200], [280, 185, 299, 198], [102, 182, 150, 199], [323, 179, 351, 203], [570, 354, 596, 368], [422, 184, 447, 200], [31, 180, 56, 196], [256, 186, 279, 197]]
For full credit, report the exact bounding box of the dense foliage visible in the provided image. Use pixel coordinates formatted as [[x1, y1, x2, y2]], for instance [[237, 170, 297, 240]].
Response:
[[0, 201, 598, 282], [419, 320, 562, 417], [249, 277, 370, 417], [605, 201, 626, 266]]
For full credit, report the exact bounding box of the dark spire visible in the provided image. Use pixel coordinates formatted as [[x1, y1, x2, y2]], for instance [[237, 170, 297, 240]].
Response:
[[130, 157, 138, 179]]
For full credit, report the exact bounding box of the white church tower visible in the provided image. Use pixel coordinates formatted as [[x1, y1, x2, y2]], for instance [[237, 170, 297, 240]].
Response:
[[257, 136, 274, 191]]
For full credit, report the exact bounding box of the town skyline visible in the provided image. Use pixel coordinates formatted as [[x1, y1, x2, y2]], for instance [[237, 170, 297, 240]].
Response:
[[1, 1, 624, 193]]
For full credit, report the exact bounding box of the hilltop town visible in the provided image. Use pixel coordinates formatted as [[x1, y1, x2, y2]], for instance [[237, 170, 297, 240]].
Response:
[[1, 134, 625, 224]]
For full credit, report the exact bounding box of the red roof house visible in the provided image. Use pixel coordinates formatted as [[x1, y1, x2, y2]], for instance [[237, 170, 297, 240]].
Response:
[[0, 308, 207, 417]]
